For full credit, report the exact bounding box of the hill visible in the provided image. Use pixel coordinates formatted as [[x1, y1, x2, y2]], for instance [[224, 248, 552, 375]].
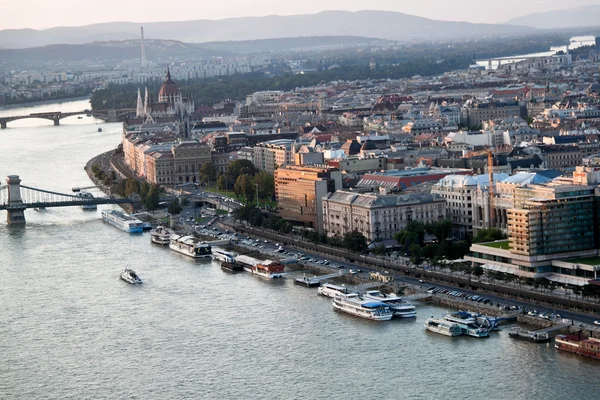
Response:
[[0, 10, 535, 49], [508, 5, 600, 29]]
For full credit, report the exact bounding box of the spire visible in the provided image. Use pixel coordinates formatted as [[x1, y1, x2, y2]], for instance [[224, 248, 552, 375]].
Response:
[[136, 88, 144, 117], [144, 87, 149, 117], [166, 66, 171, 81]]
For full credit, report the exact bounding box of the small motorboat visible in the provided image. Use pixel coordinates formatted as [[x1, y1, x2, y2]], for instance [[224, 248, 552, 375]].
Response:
[[120, 269, 142, 285], [97, 127, 102, 132]]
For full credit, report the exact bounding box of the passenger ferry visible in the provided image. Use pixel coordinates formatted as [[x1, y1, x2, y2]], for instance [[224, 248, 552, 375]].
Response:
[[332, 293, 393, 321], [101, 210, 143, 233], [555, 334, 600, 360], [317, 283, 349, 298], [424, 318, 463, 337], [363, 290, 417, 318], [169, 234, 212, 258], [213, 249, 236, 263], [508, 327, 550, 343], [442, 313, 489, 338], [150, 226, 174, 245], [77, 191, 97, 210], [251, 260, 285, 279]]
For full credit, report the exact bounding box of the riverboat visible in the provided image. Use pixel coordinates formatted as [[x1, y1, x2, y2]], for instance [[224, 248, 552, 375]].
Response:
[[555, 334, 600, 360], [251, 260, 285, 279], [508, 327, 550, 343], [442, 311, 489, 338], [150, 226, 174, 245], [120, 269, 142, 285], [363, 290, 417, 318], [169, 235, 212, 258], [77, 191, 97, 210], [424, 318, 463, 337], [317, 283, 349, 298], [213, 249, 236, 263], [332, 293, 393, 321], [101, 210, 143, 233]]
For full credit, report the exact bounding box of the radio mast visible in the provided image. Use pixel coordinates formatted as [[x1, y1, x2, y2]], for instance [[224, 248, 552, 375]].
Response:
[[140, 27, 147, 69]]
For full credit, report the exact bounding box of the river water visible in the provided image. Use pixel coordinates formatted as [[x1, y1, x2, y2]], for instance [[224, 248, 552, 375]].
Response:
[[1, 99, 599, 399]]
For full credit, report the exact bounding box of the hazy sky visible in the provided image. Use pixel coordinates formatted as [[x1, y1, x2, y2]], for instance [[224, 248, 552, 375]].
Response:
[[1, 0, 599, 30]]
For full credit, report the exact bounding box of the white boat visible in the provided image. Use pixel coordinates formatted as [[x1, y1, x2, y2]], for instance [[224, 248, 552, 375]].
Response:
[[424, 318, 463, 337], [318, 283, 349, 298], [77, 191, 97, 210], [101, 210, 143, 233], [120, 269, 142, 285], [213, 249, 236, 263], [251, 260, 285, 279], [363, 290, 417, 318], [332, 293, 393, 321], [169, 234, 212, 258], [150, 226, 174, 245], [442, 312, 489, 338]]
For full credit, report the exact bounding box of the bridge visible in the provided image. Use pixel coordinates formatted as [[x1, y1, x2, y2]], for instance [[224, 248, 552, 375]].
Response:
[[0, 175, 134, 225], [0, 108, 136, 129]]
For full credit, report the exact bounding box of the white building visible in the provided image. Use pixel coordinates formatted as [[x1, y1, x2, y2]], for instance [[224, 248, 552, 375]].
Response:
[[322, 190, 446, 242]]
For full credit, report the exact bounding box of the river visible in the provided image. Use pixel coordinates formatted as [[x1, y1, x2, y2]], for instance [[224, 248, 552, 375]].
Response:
[[1, 99, 599, 399]]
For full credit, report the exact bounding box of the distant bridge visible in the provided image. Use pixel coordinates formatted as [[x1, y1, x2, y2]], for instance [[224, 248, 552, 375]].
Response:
[[0, 175, 134, 225], [0, 108, 136, 129]]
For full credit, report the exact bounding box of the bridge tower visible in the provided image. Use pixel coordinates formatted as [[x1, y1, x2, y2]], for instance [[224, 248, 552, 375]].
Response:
[[0, 118, 6, 129], [6, 175, 26, 225], [53, 115, 60, 126]]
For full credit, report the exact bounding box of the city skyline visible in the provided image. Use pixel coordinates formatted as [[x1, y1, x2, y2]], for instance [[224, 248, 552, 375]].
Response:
[[2, 0, 600, 30]]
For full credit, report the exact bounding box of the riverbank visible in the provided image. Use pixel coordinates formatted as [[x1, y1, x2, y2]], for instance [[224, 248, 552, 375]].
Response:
[[0, 95, 91, 111]]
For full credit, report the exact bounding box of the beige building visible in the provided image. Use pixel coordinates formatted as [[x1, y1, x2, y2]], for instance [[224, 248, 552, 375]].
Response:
[[275, 165, 342, 231], [253, 140, 295, 173], [322, 191, 446, 242]]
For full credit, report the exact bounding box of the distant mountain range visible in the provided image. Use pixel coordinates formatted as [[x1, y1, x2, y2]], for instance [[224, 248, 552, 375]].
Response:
[[0, 36, 394, 65], [508, 5, 600, 29], [0, 10, 535, 49]]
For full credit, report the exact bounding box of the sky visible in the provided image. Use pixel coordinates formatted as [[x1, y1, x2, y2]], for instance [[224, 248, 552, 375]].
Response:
[[1, 0, 600, 30]]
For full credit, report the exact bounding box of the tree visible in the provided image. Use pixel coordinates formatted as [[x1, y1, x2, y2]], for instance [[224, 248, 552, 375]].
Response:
[[426, 220, 452, 242], [226, 159, 257, 184], [408, 244, 423, 267], [394, 221, 426, 252], [199, 162, 217, 186], [373, 244, 387, 256], [124, 178, 140, 196], [168, 200, 182, 215], [342, 231, 368, 253], [253, 171, 275, 201], [473, 265, 484, 279], [145, 184, 161, 211], [217, 175, 227, 191]]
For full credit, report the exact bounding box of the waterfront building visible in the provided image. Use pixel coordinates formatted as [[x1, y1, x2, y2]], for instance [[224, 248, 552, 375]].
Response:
[[274, 165, 342, 232], [322, 190, 445, 242], [431, 173, 509, 239]]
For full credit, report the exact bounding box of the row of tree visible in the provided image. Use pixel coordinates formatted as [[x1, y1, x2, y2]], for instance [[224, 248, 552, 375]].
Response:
[[112, 177, 162, 211]]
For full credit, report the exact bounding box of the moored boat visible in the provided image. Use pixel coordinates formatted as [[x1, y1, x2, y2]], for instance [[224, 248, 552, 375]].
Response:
[[442, 312, 489, 338], [169, 234, 212, 258], [252, 260, 285, 279], [150, 226, 174, 245], [77, 191, 97, 210], [120, 269, 142, 285], [508, 327, 550, 343], [101, 210, 143, 233], [363, 290, 416, 318], [332, 293, 393, 321], [294, 275, 321, 287], [317, 283, 349, 298], [424, 318, 463, 337], [555, 333, 600, 360]]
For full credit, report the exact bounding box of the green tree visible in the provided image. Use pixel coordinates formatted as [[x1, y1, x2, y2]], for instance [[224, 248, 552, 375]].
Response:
[[408, 244, 423, 267], [226, 159, 258, 184], [124, 178, 140, 196], [199, 162, 217, 186], [473, 265, 485, 279], [473, 228, 506, 243], [394, 221, 426, 251], [373, 244, 387, 256], [145, 184, 161, 211], [426, 220, 452, 242], [234, 174, 255, 203], [217, 175, 227, 191], [342, 231, 368, 253], [253, 171, 275, 201], [168, 200, 182, 215]]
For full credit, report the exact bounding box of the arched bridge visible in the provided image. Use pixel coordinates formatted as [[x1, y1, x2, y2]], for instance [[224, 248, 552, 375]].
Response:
[[0, 175, 134, 225], [0, 108, 136, 129]]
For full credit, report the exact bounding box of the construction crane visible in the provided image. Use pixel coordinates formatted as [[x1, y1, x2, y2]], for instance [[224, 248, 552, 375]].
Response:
[[488, 149, 495, 229]]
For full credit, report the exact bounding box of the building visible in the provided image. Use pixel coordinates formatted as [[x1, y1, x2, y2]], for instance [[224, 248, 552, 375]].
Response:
[[463, 100, 523, 127], [274, 165, 342, 231], [252, 140, 295, 174], [431, 173, 509, 239], [322, 191, 446, 242]]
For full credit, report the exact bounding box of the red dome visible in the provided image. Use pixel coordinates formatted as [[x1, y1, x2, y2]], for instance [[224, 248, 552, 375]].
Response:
[[158, 68, 180, 99]]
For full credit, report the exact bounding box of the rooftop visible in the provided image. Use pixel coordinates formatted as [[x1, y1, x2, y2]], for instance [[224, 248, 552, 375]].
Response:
[[479, 240, 510, 250]]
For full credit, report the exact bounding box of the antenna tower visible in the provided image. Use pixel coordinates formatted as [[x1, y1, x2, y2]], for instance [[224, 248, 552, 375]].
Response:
[[140, 27, 146, 69]]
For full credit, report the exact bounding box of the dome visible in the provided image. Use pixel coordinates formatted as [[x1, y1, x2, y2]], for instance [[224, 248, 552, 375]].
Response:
[[361, 140, 377, 151], [158, 68, 181, 99]]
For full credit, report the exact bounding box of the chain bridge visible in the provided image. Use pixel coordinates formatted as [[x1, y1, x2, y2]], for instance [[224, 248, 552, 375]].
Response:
[[0, 108, 136, 129], [0, 175, 134, 225]]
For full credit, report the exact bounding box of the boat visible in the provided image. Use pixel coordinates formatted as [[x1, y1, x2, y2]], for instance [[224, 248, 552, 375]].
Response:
[[142, 222, 152, 231], [101, 210, 143, 233], [221, 260, 243, 272], [363, 290, 417, 318], [424, 318, 463, 337], [213, 249, 236, 263], [77, 116, 83, 119], [150, 226, 174, 245], [442, 311, 489, 338], [294, 275, 321, 287], [77, 191, 97, 210], [508, 327, 550, 343], [317, 283, 349, 298], [332, 293, 393, 321], [169, 234, 212, 258], [97, 128, 102, 132], [251, 260, 285, 279], [555, 333, 600, 360], [120, 269, 142, 285]]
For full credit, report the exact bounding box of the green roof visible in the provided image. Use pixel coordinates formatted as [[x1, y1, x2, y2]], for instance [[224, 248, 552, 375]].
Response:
[[566, 256, 600, 266], [479, 240, 510, 250]]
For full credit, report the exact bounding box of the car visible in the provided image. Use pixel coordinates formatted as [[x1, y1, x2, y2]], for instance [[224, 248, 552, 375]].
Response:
[[418, 279, 425, 283], [594, 320, 600, 326], [264, 240, 268, 243]]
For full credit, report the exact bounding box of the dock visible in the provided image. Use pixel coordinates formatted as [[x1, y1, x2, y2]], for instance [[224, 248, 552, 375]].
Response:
[[294, 275, 321, 287], [530, 323, 570, 338]]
